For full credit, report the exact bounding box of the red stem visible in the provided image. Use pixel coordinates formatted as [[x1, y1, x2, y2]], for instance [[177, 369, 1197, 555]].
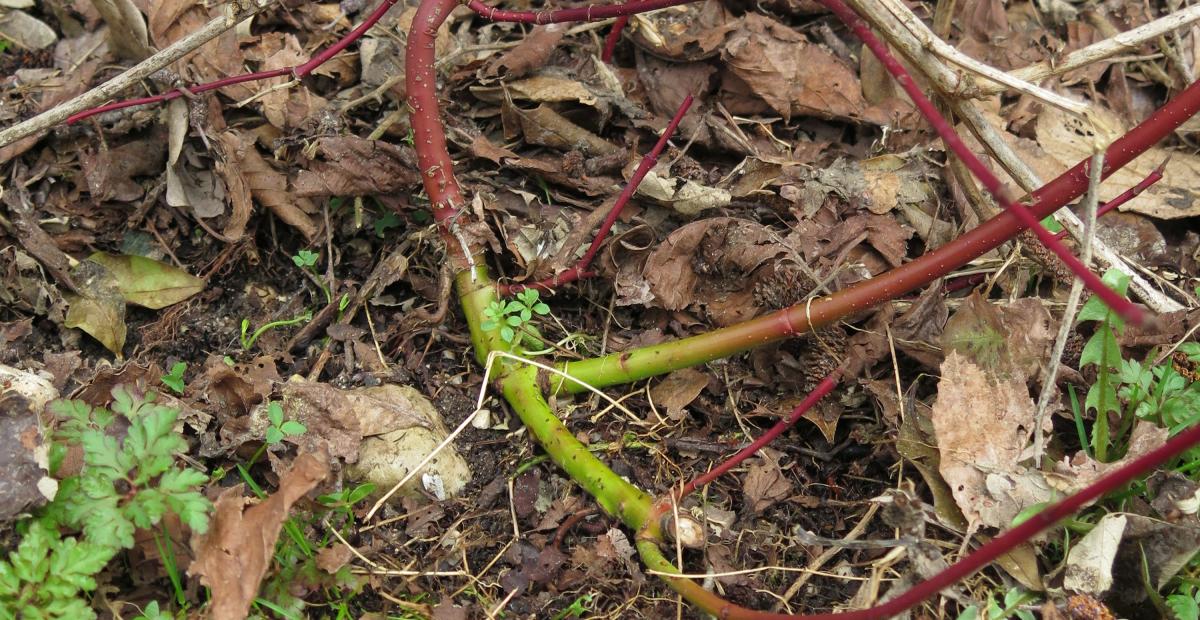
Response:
[[815, 0, 1143, 325], [499, 94, 693, 295], [679, 370, 840, 497], [67, 0, 401, 125], [1053, 159, 1167, 240], [601, 16, 629, 62], [652, 418, 1200, 620], [465, 0, 695, 24], [408, 0, 467, 226]]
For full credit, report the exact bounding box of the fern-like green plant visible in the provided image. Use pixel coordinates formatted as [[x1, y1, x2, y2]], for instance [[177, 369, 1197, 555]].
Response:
[[46, 386, 211, 550], [0, 386, 211, 619]]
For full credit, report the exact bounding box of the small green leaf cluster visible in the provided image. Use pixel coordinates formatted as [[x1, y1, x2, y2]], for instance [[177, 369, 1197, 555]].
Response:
[[1076, 269, 1200, 461], [160, 361, 187, 395], [265, 401, 307, 445], [0, 522, 112, 620], [481, 289, 551, 344], [1169, 584, 1200, 620], [954, 587, 1036, 620], [1117, 344, 1200, 434], [46, 387, 211, 551], [291, 249, 319, 270], [0, 386, 212, 619]]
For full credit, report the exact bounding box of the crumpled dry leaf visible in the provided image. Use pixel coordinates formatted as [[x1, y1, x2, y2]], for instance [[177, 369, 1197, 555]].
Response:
[[649, 368, 709, 420], [149, 0, 251, 100], [474, 74, 598, 106], [190, 453, 329, 620], [1064, 512, 1125, 594], [933, 351, 1053, 528], [1037, 105, 1200, 219], [292, 137, 421, 197], [484, 23, 566, 78], [86, 252, 205, 309], [166, 148, 227, 220], [722, 13, 870, 122], [220, 133, 318, 241], [0, 9, 56, 49], [502, 103, 620, 157], [643, 218, 790, 326], [743, 449, 792, 513], [628, 0, 735, 60], [79, 136, 167, 203], [255, 33, 328, 129], [635, 169, 731, 215]]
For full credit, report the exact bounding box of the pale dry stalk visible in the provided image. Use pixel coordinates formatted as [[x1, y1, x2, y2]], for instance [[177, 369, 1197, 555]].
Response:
[[0, 0, 278, 148], [1031, 152, 1103, 460], [845, 0, 1186, 313]]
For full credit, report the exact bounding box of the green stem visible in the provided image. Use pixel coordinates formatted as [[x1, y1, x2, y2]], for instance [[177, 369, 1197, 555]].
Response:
[[500, 366, 652, 529], [554, 78, 1200, 392]]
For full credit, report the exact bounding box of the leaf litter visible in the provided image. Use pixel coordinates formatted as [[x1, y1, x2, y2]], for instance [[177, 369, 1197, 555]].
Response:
[[3, 0, 1200, 617]]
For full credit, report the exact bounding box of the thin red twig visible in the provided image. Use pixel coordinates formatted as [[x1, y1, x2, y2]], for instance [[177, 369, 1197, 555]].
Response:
[[679, 370, 840, 498], [465, 0, 694, 24], [815, 0, 1144, 325], [601, 16, 629, 62], [498, 94, 694, 295], [1053, 159, 1167, 240], [67, 0, 401, 125]]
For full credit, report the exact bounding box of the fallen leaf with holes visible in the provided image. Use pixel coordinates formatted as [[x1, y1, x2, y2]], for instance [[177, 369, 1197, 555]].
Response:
[[649, 368, 709, 420], [1037, 105, 1200, 219], [190, 453, 329, 620]]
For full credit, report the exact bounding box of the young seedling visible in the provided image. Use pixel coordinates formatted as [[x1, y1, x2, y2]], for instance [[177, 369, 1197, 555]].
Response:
[[481, 289, 551, 345], [240, 310, 314, 350], [159, 362, 187, 395], [293, 249, 331, 304], [265, 400, 308, 446]]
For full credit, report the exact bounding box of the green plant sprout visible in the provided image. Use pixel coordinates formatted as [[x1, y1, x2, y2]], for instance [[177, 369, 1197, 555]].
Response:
[[292, 249, 331, 304], [1077, 269, 1131, 462], [551, 592, 596, 620], [954, 587, 1037, 620], [160, 362, 187, 395], [373, 211, 403, 238], [265, 400, 307, 445], [240, 310, 314, 350], [0, 387, 212, 619], [481, 289, 551, 345]]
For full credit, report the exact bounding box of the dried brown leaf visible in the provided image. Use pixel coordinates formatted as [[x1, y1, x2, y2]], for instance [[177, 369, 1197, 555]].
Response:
[[190, 453, 329, 620], [722, 13, 867, 122]]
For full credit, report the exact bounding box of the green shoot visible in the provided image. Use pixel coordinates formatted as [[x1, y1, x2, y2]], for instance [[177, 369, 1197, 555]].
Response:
[[292, 249, 319, 270], [481, 289, 551, 345], [266, 401, 307, 445], [1077, 269, 1131, 462], [160, 362, 187, 395], [240, 310, 314, 350]]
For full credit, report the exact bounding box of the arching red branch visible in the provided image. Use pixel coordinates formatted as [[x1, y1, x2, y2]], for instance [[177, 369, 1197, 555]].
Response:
[[815, 0, 1143, 324]]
